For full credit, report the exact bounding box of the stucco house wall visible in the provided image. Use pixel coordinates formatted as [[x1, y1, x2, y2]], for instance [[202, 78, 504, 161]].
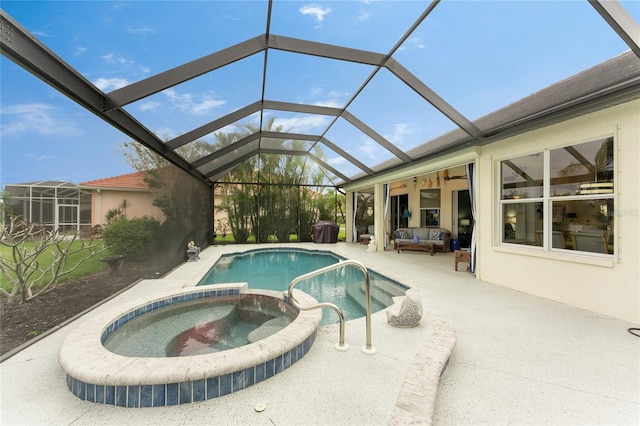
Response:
[[80, 171, 166, 227], [476, 99, 640, 323], [87, 188, 164, 226]]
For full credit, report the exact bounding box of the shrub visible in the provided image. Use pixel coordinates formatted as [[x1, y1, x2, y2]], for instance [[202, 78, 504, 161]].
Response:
[[103, 217, 161, 260]]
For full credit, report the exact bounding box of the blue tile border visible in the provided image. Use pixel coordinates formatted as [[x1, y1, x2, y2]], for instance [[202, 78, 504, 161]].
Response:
[[66, 328, 318, 407], [67, 286, 318, 407]]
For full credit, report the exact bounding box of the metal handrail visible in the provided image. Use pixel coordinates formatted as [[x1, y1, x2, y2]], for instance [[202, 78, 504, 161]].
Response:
[[287, 259, 376, 354]]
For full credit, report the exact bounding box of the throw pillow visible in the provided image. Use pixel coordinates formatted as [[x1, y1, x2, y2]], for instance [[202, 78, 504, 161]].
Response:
[[440, 231, 448, 240], [413, 235, 420, 244], [396, 229, 409, 239], [430, 230, 441, 240]]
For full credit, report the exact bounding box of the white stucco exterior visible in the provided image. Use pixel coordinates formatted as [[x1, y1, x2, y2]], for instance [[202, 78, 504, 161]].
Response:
[[346, 99, 640, 323], [476, 99, 639, 323]]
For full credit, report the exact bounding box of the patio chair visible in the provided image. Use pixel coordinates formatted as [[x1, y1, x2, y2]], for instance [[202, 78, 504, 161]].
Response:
[[359, 225, 375, 244], [571, 233, 609, 254]]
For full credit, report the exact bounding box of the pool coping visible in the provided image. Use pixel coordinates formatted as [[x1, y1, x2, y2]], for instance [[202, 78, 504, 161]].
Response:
[[56, 245, 456, 420], [388, 311, 457, 425]]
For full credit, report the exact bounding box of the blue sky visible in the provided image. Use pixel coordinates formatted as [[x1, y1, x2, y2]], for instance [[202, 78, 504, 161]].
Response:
[[1, 0, 638, 187]]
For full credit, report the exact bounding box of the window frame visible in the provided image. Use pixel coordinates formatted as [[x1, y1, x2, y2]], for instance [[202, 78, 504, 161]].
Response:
[[497, 136, 615, 258], [419, 188, 441, 227]]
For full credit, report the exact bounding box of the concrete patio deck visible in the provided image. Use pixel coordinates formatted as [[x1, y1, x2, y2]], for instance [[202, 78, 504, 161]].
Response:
[[1, 242, 638, 425]]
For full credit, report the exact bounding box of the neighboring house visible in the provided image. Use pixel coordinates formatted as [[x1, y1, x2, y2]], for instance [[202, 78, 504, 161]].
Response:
[[80, 171, 165, 227], [2, 180, 92, 234]]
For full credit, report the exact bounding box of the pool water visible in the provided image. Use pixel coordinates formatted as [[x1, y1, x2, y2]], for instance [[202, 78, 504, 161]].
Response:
[[198, 248, 406, 325], [103, 294, 296, 357]]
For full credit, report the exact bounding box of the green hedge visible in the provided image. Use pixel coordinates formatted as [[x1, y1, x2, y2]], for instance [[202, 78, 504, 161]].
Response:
[[103, 217, 161, 260]]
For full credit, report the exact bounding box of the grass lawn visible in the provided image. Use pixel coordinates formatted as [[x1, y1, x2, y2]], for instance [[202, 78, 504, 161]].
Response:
[[213, 226, 347, 244], [0, 240, 111, 293], [3, 225, 349, 290]]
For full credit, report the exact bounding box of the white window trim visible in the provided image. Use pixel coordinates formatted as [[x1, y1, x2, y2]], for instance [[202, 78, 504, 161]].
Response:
[[495, 134, 617, 267]]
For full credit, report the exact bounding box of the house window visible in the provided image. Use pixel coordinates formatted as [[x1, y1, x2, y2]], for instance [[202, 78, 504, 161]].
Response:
[[500, 153, 543, 246], [420, 189, 440, 226], [499, 137, 614, 255]]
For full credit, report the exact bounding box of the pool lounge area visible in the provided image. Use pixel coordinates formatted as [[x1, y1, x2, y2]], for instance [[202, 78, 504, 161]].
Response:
[[1, 242, 638, 425]]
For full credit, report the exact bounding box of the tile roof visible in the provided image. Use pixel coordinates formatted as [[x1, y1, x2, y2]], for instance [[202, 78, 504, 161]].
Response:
[[80, 171, 150, 190]]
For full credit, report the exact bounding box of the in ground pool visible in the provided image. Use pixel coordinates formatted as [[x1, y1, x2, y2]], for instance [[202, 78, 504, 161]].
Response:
[[198, 248, 407, 325]]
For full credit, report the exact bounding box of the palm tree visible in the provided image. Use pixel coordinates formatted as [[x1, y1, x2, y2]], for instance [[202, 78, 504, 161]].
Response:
[[119, 199, 131, 218]]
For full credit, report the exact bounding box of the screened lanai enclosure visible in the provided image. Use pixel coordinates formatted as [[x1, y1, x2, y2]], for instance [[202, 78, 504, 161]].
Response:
[[2, 1, 638, 268], [3, 181, 92, 235]]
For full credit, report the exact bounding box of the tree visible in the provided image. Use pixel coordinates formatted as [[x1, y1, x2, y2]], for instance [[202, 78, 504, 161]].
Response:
[[119, 199, 131, 218], [213, 127, 259, 243], [0, 215, 107, 303], [105, 207, 124, 224], [118, 119, 339, 245], [216, 118, 336, 242], [119, 138, 212, 262]]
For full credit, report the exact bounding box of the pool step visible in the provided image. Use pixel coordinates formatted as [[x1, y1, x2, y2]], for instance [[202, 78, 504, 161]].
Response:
[[247, 316, 291, 343], [345, 282, 392, 313], [165, 304, 239, 357]]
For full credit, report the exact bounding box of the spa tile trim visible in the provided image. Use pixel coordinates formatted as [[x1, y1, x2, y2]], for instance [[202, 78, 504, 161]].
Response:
[[66, 332, 317, 407]]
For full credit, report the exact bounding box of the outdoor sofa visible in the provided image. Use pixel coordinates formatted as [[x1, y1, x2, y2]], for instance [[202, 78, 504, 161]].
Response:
[[393, 227, 451, 254]]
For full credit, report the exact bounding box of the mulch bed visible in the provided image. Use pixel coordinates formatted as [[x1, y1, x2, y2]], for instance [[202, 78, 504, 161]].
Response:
[[0, 260, 173, 357]]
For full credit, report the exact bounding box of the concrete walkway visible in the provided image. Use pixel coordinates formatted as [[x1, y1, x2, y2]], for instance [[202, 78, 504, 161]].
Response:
[[1, 243, 638, 425]]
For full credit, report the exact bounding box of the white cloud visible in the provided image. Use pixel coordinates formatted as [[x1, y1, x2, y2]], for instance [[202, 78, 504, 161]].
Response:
[[93, 77, 129, 91], [309, 87, 323, 97], [155, 128, 177, 140], [74, 47, 88, 56], [162, 89, 226, 115], [126, 25, 155, 35], [398, 37, 427, 51], [272, 115, 331, 132], [139, 101, 161, 111], [34, 154, 61, 162], [110, 1, 127, 10], [0, 103, 81, 136], [192, 99, 226, 114], [306, 87, 349, 108], [385, 122, 421, 145], [358, 139, 381, 160], [313, 99, 343, 108], [101, 53, 133, 66], [354, 11, 371, 23], [300, 5, 332, 23], [328, 156, 348, 165], [98, 52, 149, 79], [327, 89, 350, 98]]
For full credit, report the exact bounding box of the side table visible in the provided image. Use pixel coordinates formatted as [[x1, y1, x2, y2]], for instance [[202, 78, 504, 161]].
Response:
[[454, 250, 471, 271]]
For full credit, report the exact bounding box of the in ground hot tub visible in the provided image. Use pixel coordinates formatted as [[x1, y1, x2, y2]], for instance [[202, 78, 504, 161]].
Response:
[[59, 284, 321, 407]]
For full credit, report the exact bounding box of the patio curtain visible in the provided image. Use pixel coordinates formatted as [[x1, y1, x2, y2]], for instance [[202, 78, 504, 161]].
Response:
[[352, 191, 358, 243], [383, 183, 390, 249], [466, 163, 477, 274]]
